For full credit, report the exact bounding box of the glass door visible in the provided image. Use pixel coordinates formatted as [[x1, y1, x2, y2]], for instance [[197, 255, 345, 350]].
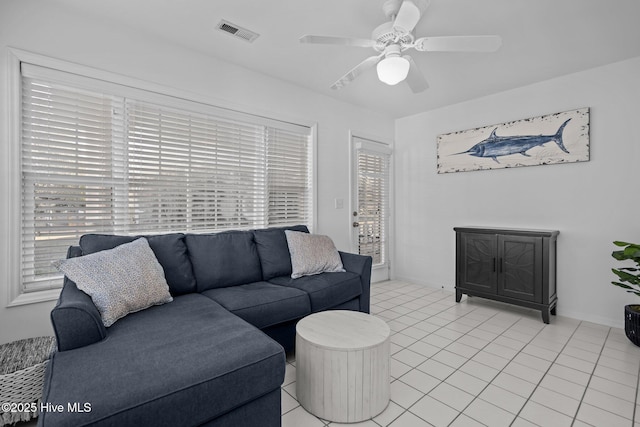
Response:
[[351, 136, 392, 282]]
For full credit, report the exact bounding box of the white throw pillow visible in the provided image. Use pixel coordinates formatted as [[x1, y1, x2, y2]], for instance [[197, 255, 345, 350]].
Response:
[[285, 230, 345, 279], [53, 237, 173, 327]]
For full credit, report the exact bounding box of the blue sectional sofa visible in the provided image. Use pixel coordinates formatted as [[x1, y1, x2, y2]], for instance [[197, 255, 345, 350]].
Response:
[[39, 225, 372, 427]]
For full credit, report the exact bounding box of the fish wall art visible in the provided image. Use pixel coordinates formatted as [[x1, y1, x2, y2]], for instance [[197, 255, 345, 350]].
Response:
[[437, 108, 590, 173]]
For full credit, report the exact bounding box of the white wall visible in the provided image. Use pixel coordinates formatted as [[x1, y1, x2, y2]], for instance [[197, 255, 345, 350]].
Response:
[[394, 56, 640, 328], [0, 1, 394, 344]]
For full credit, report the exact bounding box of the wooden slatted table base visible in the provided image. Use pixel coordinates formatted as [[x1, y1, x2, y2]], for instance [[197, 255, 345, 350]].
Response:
[[296, 311, 390, 423]]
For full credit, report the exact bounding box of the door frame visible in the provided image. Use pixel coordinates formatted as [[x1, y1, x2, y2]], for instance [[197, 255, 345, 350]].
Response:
[[349, 130, 394, 283]]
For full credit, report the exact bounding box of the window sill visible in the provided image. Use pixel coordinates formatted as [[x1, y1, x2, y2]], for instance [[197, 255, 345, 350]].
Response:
[[7, 289, 61, 307]]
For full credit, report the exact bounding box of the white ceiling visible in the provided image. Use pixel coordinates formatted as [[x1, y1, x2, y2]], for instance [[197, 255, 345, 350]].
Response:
[[51, 0, 640, 118]]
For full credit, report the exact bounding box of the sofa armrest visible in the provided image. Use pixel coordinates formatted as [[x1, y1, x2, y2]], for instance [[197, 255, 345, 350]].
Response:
[[339, 251, 372, 313], [50, 246, 107, 352]]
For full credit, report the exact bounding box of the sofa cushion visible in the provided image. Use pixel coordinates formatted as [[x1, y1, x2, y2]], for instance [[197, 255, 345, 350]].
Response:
[[285, 230, 346, 279], [202, 281, 311, 329], [269, 271, 362, 312], [40, 293, 285, 427], [79, 233, 196, 295], [53, 238, 173, 327], [185, 231, 263, 291], [253, 225, 309, 280]]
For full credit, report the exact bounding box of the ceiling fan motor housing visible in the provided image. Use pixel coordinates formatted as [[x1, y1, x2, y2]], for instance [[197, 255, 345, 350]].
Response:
[[382, 44, 403, 58], [372, 21, 414, 51]]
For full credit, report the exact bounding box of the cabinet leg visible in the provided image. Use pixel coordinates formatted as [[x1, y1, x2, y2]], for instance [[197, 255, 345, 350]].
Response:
[[542, 308, 550, 324], [455, 289, 462, 303], [550, 306, 557, 316]]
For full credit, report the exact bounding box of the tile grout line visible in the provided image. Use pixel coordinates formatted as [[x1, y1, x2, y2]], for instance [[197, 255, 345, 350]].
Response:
[[609, 328, 640, 427], [378, 288, 471, 426], [635, 357, 640, 426], [341, 283, 448, 426], [443, 308, 569, 427], [284, 282, 640, 427], [382, 286, 639, 427], [436, 307, 526, 427], [382, 288, 552, 426], [510, 319, 585, 427], [516, 319, 600, 427], [391, 296, 586, 427], [569, 326, 638, 427], [373, 287, 485, 425], [379, 283, 640, 427], [393, 298, 526, 426]]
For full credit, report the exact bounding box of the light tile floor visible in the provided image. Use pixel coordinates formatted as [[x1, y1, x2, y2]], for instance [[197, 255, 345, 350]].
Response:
[[282, 280, 640, 427]]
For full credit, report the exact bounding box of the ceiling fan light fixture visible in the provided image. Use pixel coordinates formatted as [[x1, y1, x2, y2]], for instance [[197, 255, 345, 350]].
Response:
[[300, 0, 500, 92], [376, 55, 410, 85]]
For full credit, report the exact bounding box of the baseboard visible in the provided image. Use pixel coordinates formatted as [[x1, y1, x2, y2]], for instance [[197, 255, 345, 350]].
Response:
[[391, 275, 453, 291], [391, 276, 625, 330], [557, 309, 623, 330]]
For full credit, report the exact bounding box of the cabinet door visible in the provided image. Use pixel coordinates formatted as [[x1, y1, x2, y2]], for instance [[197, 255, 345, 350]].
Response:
[[497, 235, 542, 302], [458, 233, 497, 294]]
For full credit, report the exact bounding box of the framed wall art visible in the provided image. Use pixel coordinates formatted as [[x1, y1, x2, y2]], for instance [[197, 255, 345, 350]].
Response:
[[437, 107, 590, 174]]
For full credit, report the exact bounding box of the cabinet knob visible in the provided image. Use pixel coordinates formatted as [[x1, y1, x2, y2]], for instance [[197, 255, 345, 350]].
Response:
[[352, 221, 360, 228]]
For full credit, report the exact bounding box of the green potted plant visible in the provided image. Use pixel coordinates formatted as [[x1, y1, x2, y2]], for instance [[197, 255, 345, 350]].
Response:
[[611, 241, 640, 346]]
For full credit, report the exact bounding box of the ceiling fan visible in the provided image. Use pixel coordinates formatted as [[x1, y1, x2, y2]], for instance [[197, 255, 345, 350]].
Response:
[[300, 0, 502, 93]]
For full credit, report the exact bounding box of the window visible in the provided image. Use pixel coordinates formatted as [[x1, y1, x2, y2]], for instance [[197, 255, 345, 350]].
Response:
[[18, 61, 313, 295]]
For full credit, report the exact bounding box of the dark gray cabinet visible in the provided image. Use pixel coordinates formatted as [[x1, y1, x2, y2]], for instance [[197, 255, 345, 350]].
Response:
[[454, 227, 559, 323]]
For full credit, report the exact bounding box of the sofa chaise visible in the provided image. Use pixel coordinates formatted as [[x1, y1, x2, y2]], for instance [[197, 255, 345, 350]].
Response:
[[39, 225, 372, 427]]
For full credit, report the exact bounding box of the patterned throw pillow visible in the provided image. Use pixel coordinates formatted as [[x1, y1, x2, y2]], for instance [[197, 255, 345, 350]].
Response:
[[284, 230, 345, 279], [53, 238, 173, 327]]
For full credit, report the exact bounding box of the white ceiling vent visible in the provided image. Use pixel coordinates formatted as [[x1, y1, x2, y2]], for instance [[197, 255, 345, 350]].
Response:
[[216, 20, 259, 43]]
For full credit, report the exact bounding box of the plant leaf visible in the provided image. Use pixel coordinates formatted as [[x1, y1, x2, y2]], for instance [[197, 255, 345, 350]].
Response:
[[613, 241, 631, 247], [611, 241, 640, 299], [612, 281, 637, 290], [612, 269, 640, 285], [623, 246, 640, 258], [612, 250, 629, 261]]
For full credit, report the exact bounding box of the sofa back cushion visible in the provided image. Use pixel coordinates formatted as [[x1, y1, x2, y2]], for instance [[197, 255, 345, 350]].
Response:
[[79, 233, 196, 295], [185, 231, 263, 291], [253, 225, 309, 280]]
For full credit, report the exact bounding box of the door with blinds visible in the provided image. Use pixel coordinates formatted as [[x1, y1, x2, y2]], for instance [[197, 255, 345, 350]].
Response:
[[352, 136, 392, 283]]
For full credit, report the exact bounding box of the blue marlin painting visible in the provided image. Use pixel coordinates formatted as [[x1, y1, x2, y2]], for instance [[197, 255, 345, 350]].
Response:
[[437, 107, 590, 174], [454, 119, 571, 163]]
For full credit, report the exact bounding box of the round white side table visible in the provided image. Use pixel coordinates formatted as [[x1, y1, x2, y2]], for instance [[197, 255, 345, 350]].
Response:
[[296, 310, 391, 423]]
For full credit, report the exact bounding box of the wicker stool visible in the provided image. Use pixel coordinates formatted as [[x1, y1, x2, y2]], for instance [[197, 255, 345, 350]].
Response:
[[0, 337, 56, 426]]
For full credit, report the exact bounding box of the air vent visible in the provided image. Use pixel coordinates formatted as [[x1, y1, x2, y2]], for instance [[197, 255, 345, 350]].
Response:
[[216, 20, 259, 43]]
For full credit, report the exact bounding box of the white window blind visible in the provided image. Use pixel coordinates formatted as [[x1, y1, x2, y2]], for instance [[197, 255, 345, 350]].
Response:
[[266, 127, 313, 227], [21, 76, 125, 292], [355, 139, 391, 266], [124, 101, 269, 233], [20, 63, 313, 293]]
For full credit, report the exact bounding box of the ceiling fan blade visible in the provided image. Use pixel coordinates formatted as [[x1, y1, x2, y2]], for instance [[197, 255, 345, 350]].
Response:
[[414, 35, 502, 52], [331, 54, 384, 90], [404, 55, 428, 93], [393, 0, 430, 33], [300, 35, 376, 48]]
